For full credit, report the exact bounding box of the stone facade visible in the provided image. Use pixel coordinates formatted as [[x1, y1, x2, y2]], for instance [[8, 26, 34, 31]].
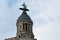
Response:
[[5, 3, 37, 40]]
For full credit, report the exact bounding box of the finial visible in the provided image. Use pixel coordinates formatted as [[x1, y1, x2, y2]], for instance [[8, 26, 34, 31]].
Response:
[[22, 2, 27, 8], [19, 2, 29, 11]]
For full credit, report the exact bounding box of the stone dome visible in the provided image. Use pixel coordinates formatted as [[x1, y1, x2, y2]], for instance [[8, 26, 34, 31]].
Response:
[[17, 12, 32, 23], [17, 3, 33, 23]]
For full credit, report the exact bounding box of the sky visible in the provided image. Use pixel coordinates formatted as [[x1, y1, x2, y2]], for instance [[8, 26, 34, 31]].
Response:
[[0, 0, 60, 40]]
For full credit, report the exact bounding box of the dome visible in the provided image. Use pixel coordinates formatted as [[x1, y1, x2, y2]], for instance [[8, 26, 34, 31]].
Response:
[[17, 3, 33, 23], [17, 12, 32, 22]]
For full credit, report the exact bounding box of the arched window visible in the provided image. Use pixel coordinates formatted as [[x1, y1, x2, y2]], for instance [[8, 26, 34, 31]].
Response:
[[19, 35, 20, 38], [23, 23, 25, 30], [25, 23, 27, 31], [23, 23, 28, 31]]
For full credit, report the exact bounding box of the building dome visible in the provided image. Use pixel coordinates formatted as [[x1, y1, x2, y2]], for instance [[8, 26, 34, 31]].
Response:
[[17, 12, 32, 23], [17, 3, 33, 23]]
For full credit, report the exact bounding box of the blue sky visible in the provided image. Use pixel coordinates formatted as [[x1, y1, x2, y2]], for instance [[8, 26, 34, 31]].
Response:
[[0, 0, 60, 40]]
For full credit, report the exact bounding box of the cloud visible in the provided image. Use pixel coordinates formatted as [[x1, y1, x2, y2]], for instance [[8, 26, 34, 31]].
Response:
[[7, 0, 17, 7], [0, 0, 60, 40]]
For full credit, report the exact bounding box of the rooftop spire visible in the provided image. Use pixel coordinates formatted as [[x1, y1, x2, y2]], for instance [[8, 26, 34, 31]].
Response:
[[22, 2, 27, 9], [19, 3, 29, 11]]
